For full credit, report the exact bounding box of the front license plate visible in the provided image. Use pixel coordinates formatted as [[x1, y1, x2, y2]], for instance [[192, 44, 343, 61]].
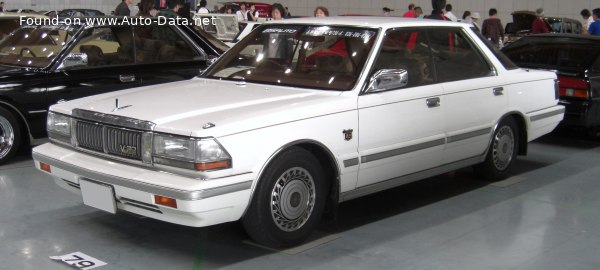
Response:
[[79, 179, 117, 214]]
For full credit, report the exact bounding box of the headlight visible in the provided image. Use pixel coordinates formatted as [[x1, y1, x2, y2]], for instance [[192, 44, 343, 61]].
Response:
[[47, 112, 71, 144], [153, 134, 231, 171]]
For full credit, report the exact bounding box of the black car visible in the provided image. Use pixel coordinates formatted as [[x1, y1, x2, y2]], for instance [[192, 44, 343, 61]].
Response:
[[505, 11, 582, 45], [0, 18, 228, 163], [502, 34, 600, 133]]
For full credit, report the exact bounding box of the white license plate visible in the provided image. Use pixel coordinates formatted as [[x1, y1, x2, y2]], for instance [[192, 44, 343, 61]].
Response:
[[79, 179, 117, 214]]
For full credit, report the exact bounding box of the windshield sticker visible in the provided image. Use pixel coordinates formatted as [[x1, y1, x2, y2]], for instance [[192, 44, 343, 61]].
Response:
[[263, 28, 299, 34], [305, 27, 375, 39]]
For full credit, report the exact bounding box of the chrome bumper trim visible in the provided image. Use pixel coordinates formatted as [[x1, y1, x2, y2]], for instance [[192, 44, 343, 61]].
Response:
[[33, 152, 252, 201]]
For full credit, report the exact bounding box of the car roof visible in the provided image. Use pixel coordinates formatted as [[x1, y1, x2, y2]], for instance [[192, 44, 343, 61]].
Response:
[[516, 33, 600, 43], [267, 16, 470, 29], [0, 12, 48, 18]]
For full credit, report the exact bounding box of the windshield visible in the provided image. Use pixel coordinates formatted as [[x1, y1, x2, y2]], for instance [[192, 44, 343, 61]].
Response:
[[207, 25, 378, 90], [0, 25, 78, 68]]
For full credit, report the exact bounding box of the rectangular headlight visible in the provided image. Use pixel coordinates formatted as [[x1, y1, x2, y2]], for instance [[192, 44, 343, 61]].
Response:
[[152, 134, 231, 171], [47, 112, 71, 143]]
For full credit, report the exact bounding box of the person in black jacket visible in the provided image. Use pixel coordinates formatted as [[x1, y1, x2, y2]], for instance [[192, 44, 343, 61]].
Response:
[[114, 0, 133, 16], [427, 0, 448, 20]]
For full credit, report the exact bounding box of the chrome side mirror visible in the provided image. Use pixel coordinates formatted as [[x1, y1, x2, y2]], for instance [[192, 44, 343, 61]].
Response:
[[59, 53, 88, 69], [366, 69, 408, 93]]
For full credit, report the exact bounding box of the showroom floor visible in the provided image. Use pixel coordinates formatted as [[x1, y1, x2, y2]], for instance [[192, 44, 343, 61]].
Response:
[[2, 130, 600, 270]]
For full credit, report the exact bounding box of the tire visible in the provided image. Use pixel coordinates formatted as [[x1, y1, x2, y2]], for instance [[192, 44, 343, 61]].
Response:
[[242, 147, 329, 248], [0, 107, 21, 165], [474, 117, 519, 181]]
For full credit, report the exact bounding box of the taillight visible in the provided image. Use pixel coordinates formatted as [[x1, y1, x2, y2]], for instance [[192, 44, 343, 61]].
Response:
[[558, 76, 589, 99]]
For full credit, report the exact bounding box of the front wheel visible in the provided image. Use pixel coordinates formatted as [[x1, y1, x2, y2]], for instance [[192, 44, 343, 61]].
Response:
[[242, 147, 328, 248], [0, 107, 21, 165], [474, 117, 519, 181]]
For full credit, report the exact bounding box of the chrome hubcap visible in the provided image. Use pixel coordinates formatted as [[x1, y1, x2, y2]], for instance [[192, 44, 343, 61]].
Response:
[[270, 167, 316, 232], [0, 116, 14, 159], [492, 126, 514, 171]]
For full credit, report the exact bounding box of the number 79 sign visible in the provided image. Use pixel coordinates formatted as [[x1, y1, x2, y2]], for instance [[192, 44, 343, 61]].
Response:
[[50, 252, 107, 269]]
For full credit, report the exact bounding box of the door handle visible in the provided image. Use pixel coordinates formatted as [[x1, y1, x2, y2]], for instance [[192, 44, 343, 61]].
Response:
[[426, 97, 440, 108], [119, 75, 136, 83], [493, 87, 504, 96]]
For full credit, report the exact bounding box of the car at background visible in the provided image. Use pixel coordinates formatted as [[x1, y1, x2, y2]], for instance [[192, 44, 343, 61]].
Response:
[[505, 10, 582, 45], [502, 34, 600, 134], [0, 18, 227, 164], [5, 9, 37, 14], [33, 17, 563, 249], [193, 13, 240, 42], [0, 12, 48, 39], [57, 9, 105, 17], [224, 21, 261, 47]]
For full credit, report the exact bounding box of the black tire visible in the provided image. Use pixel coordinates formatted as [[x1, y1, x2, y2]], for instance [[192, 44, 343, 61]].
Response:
[[474, 117, 519, 181], [242, 147, 328, 248], [0, 106, 21, 165]]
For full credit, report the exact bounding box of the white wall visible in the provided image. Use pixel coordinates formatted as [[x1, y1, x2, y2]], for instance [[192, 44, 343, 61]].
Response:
[[6, 0, 599, 24]]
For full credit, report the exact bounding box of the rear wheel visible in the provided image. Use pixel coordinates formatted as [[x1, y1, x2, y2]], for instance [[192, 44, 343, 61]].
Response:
[[242, 147, 328, 248], [0, 107, 21, 165], [474, 117, 519, 181]]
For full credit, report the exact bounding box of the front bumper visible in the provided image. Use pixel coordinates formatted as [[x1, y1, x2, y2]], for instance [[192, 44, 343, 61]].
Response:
[[33, 143, 254, 227]]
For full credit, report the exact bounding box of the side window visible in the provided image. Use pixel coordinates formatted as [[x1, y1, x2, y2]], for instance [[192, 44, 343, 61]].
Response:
[[371, 28, 434, 88], [70, 27, 134, 68], [135, 25, 201, 64], [428, 28, 493, 83]]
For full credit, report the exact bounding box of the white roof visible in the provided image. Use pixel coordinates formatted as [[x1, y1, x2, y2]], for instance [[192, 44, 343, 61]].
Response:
[[267, 16, 470, 29]]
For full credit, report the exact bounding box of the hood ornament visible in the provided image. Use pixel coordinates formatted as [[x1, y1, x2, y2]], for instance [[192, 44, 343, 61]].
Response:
[[112, 98, 132, 112], [203, 122, 216, 129]]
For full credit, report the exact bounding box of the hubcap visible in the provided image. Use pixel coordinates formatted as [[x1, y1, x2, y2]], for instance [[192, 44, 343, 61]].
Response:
[[0, 116, 14, 159], [492, 125, 514, 171], [270, 167, 316, 232]]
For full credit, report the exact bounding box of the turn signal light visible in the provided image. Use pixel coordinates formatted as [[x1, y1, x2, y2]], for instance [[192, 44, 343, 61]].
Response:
[[40, 162, 51, 173], [195, 160, 231, 171], [154, 195, 177, 208]]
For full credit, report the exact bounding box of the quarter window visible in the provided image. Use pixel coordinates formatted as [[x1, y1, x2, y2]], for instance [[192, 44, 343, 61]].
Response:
[[135, 25, 201, 63], [69, 27, 134, 68]]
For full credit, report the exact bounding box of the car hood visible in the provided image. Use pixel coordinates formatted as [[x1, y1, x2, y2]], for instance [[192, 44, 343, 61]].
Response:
[[52, 78, 355, 137]]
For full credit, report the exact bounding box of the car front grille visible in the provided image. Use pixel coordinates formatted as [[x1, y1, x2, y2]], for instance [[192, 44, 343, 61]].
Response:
[[75, 121, 143, 160]]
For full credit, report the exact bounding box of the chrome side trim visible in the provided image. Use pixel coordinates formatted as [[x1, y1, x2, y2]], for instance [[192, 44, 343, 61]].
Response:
[[340, 155, 483, 202], [446, 127, 491, 143], [34, 152, 253, 201], [72, 109, 156, 131], [28, 110, 47, 114], [530, 107, 565, 122], [343, 158, 359, 168], [361, 138, 445, 164]]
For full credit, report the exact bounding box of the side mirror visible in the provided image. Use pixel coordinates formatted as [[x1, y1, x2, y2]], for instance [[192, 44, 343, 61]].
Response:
[[59, 53, 88, 69], [366, 69, 408, 93]]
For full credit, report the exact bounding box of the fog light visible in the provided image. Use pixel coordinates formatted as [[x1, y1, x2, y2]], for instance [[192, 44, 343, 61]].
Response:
[[154, 195, 177, 208], [40, 162, 51, 173]]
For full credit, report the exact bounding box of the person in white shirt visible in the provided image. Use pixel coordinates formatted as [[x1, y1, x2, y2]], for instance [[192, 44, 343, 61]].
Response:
[[444, 3, 458, 22], [581, 9, 594, 33], [236, 3, 248, 22], [247, 4, 259, 21], [197, 0, 209, 13]]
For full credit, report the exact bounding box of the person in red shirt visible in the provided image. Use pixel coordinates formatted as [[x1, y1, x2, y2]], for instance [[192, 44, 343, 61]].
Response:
[[403, 3, 415, 18], [531, 8, 550, 34]]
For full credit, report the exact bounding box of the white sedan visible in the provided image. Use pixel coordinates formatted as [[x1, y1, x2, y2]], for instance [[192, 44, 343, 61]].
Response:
[[33, 17, 564, 248]]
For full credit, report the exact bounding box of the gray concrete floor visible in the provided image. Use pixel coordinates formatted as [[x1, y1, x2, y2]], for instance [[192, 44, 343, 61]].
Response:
[[3, 130, 600, 270]]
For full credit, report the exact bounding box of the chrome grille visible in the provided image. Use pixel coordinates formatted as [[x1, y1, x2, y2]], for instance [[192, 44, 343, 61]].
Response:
[[75, 121, 143, 160], [76, 122, 103, 152]]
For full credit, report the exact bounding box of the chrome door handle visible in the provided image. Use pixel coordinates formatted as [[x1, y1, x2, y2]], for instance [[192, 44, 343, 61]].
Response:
[[119, 75, 136, 83], [493, 87, 504, 96], [426, 97, 440, 108]]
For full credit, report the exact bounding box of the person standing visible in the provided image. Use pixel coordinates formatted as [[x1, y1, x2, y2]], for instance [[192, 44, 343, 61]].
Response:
[[382, 7, 393, 17], [314, 6, 329, 17], [114, 0, 133, 16], [0, 2, 4, 12], [247, 4, 259, 21], [153, 0, 183, 44], [427, 0, 448, 20], [136, 0, 155, 17], [588, 8, 600, 36], [197, 0, 209, 13], [236, 3, 248, 22], [271, 3, 285, 20], [581, 9, 594, 34], [444, 4, 457, 22], [466, 12, 481, 31], [414, 7, 424, 18], [531, 8, 549, 34], [481, 8, 504, 48], [403, 3, 415, 18]]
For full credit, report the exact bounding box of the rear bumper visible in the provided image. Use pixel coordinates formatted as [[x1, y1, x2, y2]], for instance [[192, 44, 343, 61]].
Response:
[[33, 143, 254, 227], [558, 99, 600, 129], [526, 105, 565, 141]]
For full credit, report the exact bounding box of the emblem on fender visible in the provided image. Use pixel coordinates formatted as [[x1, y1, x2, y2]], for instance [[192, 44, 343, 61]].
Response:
[[343, 129, 353, 141], [120, 145, 137, 155]]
